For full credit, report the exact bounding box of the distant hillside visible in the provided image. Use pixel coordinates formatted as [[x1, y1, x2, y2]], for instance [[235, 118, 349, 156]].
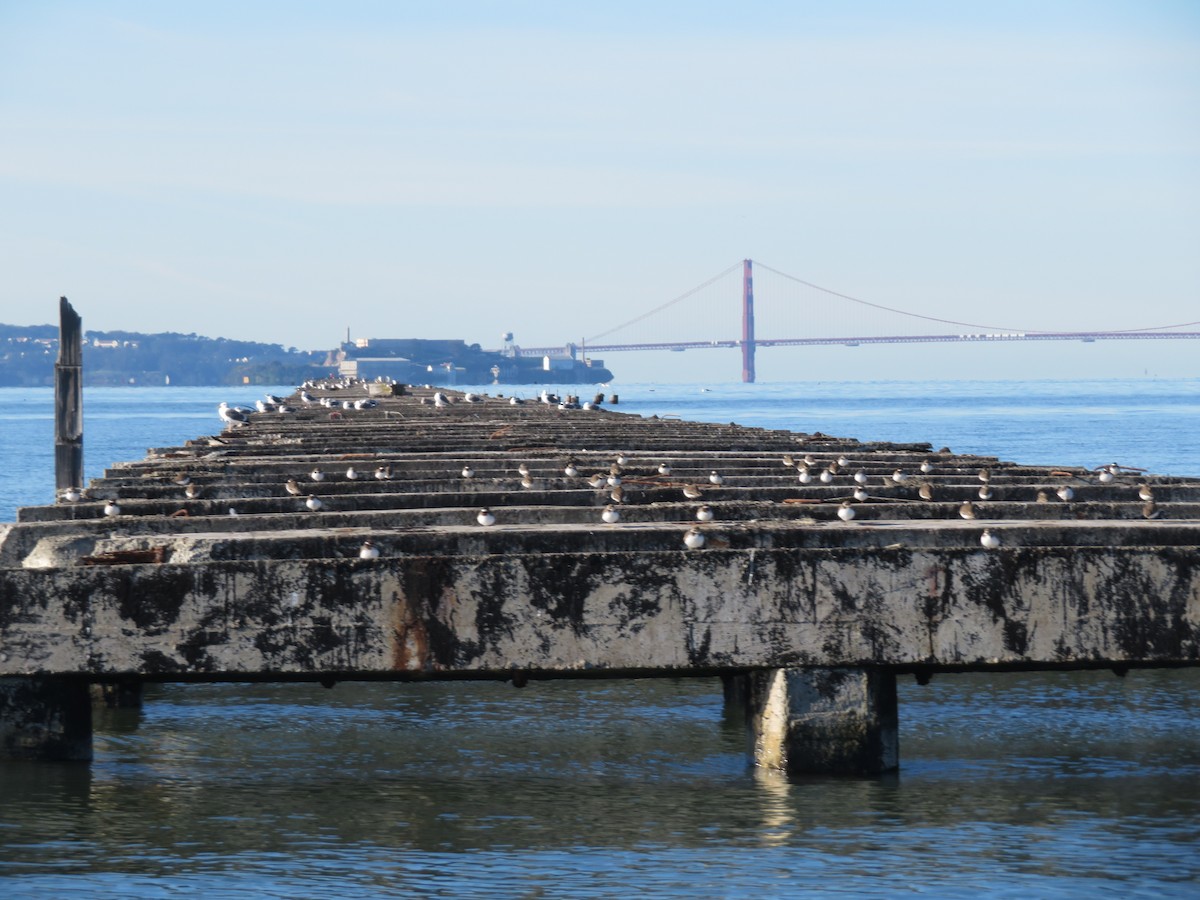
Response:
[[0, 324, 332, 387]]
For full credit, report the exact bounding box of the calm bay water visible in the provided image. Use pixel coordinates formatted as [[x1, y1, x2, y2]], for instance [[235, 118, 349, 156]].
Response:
[[1, 379, 1198, 897]]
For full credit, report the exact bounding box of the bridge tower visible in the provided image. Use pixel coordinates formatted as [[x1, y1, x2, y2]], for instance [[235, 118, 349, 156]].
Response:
[[741, 259, 756, 383]]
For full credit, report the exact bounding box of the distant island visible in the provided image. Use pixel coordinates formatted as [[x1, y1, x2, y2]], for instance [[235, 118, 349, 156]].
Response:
[[0, 324, 613, 387]]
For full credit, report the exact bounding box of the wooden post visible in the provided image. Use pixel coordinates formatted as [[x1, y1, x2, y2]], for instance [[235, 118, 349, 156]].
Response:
[[55, 296, 83, 493]]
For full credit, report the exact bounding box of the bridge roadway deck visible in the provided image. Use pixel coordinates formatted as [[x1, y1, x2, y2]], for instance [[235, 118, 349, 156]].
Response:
[[1, 383, 1198, 685]]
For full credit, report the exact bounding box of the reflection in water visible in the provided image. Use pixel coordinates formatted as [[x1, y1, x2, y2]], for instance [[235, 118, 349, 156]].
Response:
[[1, 671, 1198, 896]]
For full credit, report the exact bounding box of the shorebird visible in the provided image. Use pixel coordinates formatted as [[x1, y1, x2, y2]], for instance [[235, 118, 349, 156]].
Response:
[[978, 484, 993, 500], [103, 500, 120, 517], [853, 486, 869, 502], [607, 473, 622, 487], [959, 501, 976, 520], [564, 461, 579, 478], [797, 468, 813, 484], [521, 475, 535, 489], [588, 473, 607, 489], [601, 504, 620, 524], [980, 529, 1001, 549], [359, 540, 380, 560], [1138, 484, 1153, 502], [837, 455, 850, 468], [658, 462, 672, 476], [837, 500, 855, 522], [374, 465, 391, 480], [461, 465, 474, 478], [683, 527, 705, 550], [854, 470, 868, 485], [891, 469, 907, 485], [172, 473, 191, 486], [518, 463, 530, 477], [306, 495, 323, 512], [920, 460, 934, 474], [782, 454, 795, 467], [345, 466, 358, 480], [310, 468, 325, 482], [609, 485, 624, 503], [1142, 501, 1160, 519], [709, 471, 724, 485], [682, 484, 704, 500], [184, 484, 201, 499], [978, 468, 991, 483], [1056, 486, 1074, 502], [918, 482, 933, 501], [803, 454, 817, 467], [1036, 490, 1049, 503], [819, 468, 835, 484], [285, 478, 302, 496], [696, 505, 714, 522], [61, 487, 81, 502], [1098, 469, 1114, 484], [616, 453, 629, 466], [476, 507, 496, 526]]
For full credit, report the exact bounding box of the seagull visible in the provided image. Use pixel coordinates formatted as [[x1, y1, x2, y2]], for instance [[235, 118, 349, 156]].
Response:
[[61, 487, 81, 502], [683, 527, 706, 549], [709, 471, 724, 485], [103, 500, 121, 517], [310, 468, 325, 482], [683, 484, 704, 500], [300, 390, 315, 404], [1138, 484, 1153, 502], [461, 465, 474, 478], [837, 500, 855, 522], [285, 478, 303, 496], [696, 504, 715, 522], [306, 495, 323, 512], [658, 463, 672, 476], [980, 529, 1001, 549], [853, 486, 869, 502], [918, 482, 934, 501], [601, 504, 621, 524], [891, 469, 907, 484], [509, 396, 523, 406], [345, 466, 358, 480], [476, 507, 496, 526], [359, 540, 380, 559], [959, 501, 976, 520], [1057, 486, 1074, 502], [185, 484, 201, 499], [564, 461, 579, 477], [217, 401, 249, 426], [978, 484, 993, 500]]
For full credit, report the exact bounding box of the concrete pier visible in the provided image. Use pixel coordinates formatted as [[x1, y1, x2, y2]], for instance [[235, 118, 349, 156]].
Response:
[[0, 677, 92, 761], [1, 383, 1197, 771]]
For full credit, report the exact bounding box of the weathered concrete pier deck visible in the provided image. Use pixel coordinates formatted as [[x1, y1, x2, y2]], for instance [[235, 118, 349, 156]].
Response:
[[2, 384, 1198, 773]]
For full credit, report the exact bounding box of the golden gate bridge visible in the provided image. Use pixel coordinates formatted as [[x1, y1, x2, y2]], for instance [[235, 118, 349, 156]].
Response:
[[505, 260, 1200, 383]]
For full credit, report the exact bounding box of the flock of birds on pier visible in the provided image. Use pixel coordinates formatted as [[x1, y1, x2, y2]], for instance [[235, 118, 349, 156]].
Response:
[[30, 377, 1192, 572]]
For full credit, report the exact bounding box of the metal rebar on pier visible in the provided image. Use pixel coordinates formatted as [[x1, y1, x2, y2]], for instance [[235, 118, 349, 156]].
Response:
[[2, 384, 1198, 771]]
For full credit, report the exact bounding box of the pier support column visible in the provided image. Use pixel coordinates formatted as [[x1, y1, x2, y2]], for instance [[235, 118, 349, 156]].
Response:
[[0, 677, 93, 761], [90, 679, 144, 709], [748, 667, 898, 776]]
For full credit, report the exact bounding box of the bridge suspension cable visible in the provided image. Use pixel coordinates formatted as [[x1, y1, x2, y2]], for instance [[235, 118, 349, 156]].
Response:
[[754, 262, 1200, 334], [585, 261, 742, 343]]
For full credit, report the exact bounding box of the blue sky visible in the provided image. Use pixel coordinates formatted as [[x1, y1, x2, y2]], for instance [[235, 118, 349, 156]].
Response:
[[1, 1, 1197, 382]]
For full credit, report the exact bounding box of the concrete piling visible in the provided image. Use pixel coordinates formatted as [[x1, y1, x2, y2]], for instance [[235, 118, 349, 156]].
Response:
[[0, 677, 92, 761]]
